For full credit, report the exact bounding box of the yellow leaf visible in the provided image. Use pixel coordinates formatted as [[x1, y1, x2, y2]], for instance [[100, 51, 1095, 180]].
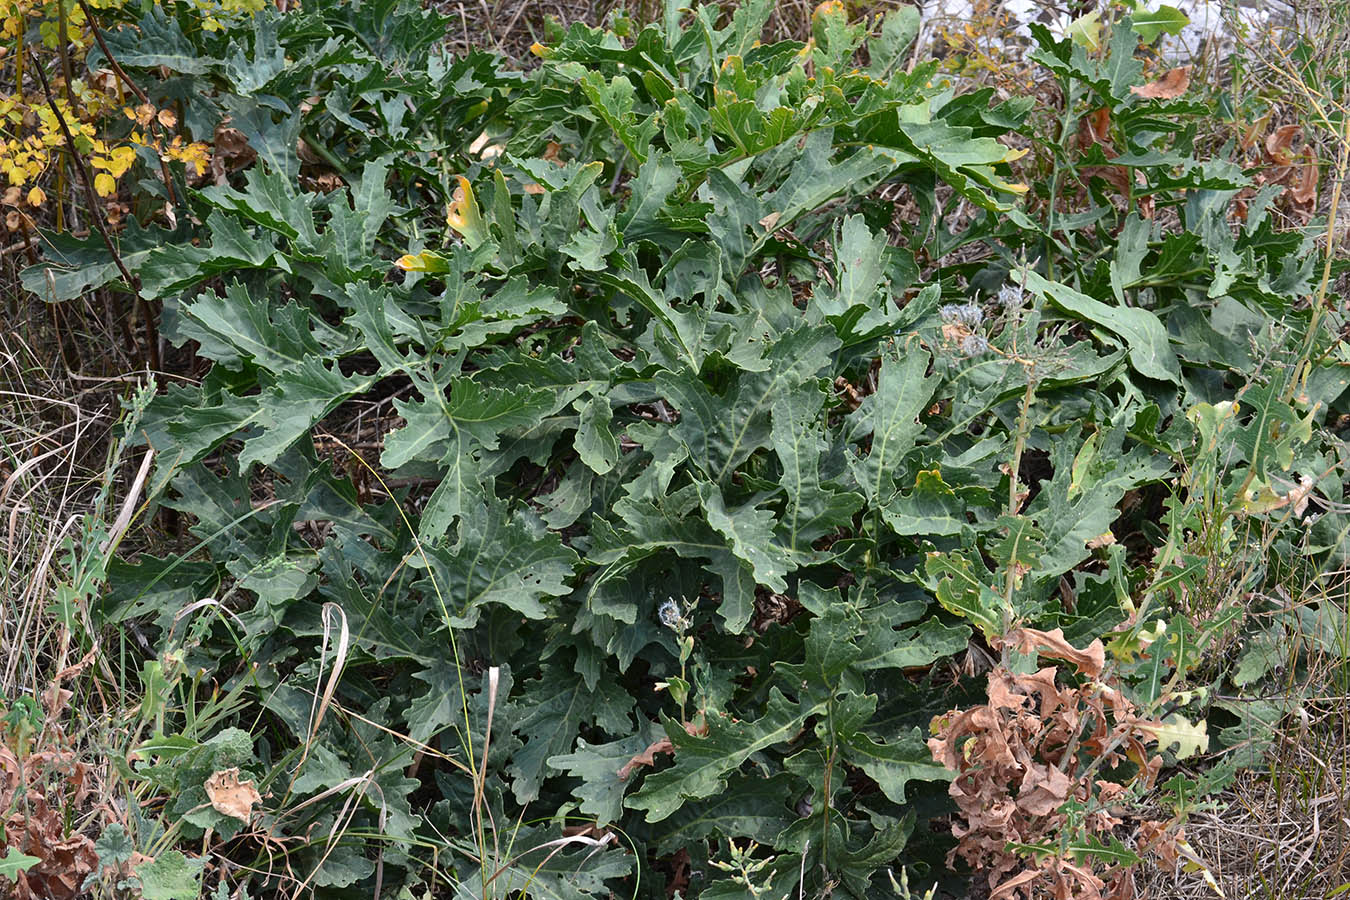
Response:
[[812, 0, 845, 19], [1066, 11, 1102, 52], [26, 186, 44, 207], [445, 175, 488, 248], [394, 251, 450, 274], [107, 145, 138, 177], [1141, 714, 1209, 760], [94, 172, 116, 197]]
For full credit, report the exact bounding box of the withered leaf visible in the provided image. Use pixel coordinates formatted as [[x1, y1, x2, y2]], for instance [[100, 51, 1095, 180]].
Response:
[[1007, 627, 1105, 677], [1292, 148, 1319, 205], [1130, 66, 1191, 100], [1085, 531, 1116, 549], [1265, 124, 1302, 164], [204, 768, 261, 822], [990, 869, 1041, 900], [1016, 762, 1073, 816], [617, 736, 674, 780]]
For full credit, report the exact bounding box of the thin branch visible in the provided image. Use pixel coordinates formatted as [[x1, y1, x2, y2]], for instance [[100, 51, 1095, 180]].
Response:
[[28, 51, 161, 373], [76, 0, 178, 209]]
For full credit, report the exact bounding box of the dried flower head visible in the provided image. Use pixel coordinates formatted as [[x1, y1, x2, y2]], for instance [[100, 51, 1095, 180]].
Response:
[[998, 283, 1024, 308], [960, 334, 990, 357], [940, 302, 984, 329], [658, 598, 684, 630]]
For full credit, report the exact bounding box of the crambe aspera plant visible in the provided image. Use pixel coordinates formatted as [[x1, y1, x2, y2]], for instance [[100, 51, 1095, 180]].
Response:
[[8, 1, 1348, 898]]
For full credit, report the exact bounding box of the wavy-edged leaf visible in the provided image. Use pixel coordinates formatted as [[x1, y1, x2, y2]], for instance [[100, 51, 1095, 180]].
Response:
[[629, 689, 806, 822]]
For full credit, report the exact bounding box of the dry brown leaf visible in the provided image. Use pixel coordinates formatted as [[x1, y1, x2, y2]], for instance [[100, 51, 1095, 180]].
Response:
[[1078, 107, 1112, 149], [1130, 66, 1191, 100], [1085, 531, 1116, 549], [990, 869, 1042, 899], [663, 847, 691, 900], [204, 767, 261, 822], [1007, 627, 1105, 677], [617, 737, 674, 780], [1292, 146, 1319, 205], [1016, 762, 1072, 816], [296, 137, 323, 165], [1265, 124, 1302, 165]]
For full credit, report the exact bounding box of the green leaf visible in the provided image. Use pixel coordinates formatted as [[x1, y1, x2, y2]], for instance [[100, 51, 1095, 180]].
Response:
[[21, 218, 171, 300], [851, 601, 970, 672], [1066, 11, 1103, 52], [866, 6, 920, 79], [94, 823, 135, 870], [142, 212, 286, 299], [508, 662, 633, 803], [1026, 411, 1172, 581], [95, 6, 215, 74], [1230, 381, 1315, 473], [765, 129, 895, 231], [829, 694, 951, 804], [594, 487, 759, 632], [653, 774, 798, 853], [618, 150, 682, 240], [452, 825, 634, 900], [1131, 6, 1190, 43], [630, 689, 807, 822], [810, 215, 907, 346], [589, 254, 704, 368], [238, 359, 377, 471], [223, 95, 302, 182], [419, 498, 578, 628], [847, 347, 937, 504], [136, 850, 204, 900], [576, 397, 620, 475], [772, 383, 863, 551], [1109, 212, 1150, 302], [924, 551, 1005, 638], [697, 481, 792, 594], [198, 168, 320, 245], [547, 721, 661, 825], [883, 468, 967, 536], [580, 71, 660, 164], [176, 283, 323, 372], [0, 849, 40, 880], [658, 325, 840, 483], [1022, 270, 1180, 383], [382, 375, 552, 468]]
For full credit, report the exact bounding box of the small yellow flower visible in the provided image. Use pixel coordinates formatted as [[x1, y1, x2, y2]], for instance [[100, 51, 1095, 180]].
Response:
[[26, 186, 44, 207]]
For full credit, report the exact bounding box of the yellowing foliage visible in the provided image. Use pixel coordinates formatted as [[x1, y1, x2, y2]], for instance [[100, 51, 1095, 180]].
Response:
[[0, 0, 215, 220]]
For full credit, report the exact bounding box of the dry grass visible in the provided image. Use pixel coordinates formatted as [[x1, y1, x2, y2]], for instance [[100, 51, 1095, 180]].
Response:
[[1140, 689, 1350, 900], [0, 295, 152, 897]]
